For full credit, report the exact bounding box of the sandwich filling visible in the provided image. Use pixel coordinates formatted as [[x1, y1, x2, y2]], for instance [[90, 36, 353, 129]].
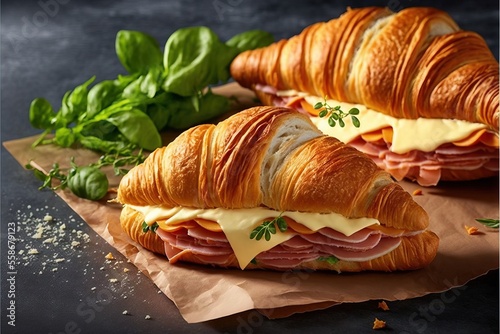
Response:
[[130, 205, 422, 269], [256, 85, 499, 186]]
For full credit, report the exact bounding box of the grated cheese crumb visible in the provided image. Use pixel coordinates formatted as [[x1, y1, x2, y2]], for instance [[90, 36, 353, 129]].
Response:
[[43, 214, 53, 222], [28, 248, 39, 255], [465, 225, 480, 235], [105, 252, 115, 260], [377, 301, 389, 311], [373, 318, 386, 330], [122, 310, 129, 315], [145, 315, 151, 320], [412, 189, 423, 196]]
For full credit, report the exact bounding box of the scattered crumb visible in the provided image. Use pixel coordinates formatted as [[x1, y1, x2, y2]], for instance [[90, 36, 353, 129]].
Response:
[[43, 214, 53, 222], [91, 287, 97, 291], [54, 258, 65, 263], [27, 248, 39, 255], [465, 225, 480, 235], [123, 268, 130, 273], [377, 300, 389, 311], [122, 310, 129, 315], [145, 315, 151, 320], [105, 252, 115, 260], [412, 189, 423, 196], [109, 278, 118, 283], [373, 318, 386, 330]]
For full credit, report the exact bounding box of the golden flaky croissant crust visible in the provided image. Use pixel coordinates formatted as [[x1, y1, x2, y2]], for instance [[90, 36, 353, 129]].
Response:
[[230, 6, 499, 131], [117, 106, 429, 231], [117, 106, 438, 272]]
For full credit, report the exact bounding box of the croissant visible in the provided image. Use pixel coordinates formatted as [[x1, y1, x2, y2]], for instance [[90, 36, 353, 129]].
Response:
[[117, 106, 439, 272], [230, 6, 499, 186]]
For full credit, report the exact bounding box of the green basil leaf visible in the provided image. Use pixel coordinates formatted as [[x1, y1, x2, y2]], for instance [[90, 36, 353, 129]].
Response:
[[115, 30, 162, 74], [29, 98, 55, 129], [166, 90, 229, 130], [60, 76, 96, 123], [86, 80, 121, 119], [106, 108, 162, 151], [67, 166, 109, 200], [54, 127, 75, 147], [163, 26, 235, 96], [225, 29, 274, 52]]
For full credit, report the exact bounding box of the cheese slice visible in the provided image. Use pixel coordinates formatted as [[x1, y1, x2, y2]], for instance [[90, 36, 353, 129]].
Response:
[[276, 90, 492, 154], [129, 205, 379, 269]]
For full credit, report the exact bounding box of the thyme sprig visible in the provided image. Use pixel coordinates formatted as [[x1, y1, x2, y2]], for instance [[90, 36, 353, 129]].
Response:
[[142, 221, 160, 233], [475, 218, 499, 229], [314, 98, 360, 128], [250, 214, 287, 241]]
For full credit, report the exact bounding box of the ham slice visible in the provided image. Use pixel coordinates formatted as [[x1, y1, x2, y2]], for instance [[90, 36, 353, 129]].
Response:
[[154, 220, 405, 269]]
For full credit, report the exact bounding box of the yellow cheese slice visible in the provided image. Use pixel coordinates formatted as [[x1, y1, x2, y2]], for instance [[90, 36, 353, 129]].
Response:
[[129, 205, 380, 269]]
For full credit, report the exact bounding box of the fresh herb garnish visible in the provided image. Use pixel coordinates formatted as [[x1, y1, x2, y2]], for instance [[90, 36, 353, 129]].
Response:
[[26, 149, 145, 200], [475, 218, 499, 229], [249, 214, 287, 241], [27, 27, 274, 200], [314, 98, 360, 128], [142, 221, 159, 233], [318, 256, 340, 265]]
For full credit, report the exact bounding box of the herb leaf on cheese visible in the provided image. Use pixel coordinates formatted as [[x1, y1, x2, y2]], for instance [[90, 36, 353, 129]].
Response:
[[250, 214, 287, 241], [314, 98, 360, 128]]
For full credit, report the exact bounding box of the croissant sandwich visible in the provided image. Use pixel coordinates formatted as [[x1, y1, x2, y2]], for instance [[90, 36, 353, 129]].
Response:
[[230, 6, 499, 186], [116, 106, 439, 272]]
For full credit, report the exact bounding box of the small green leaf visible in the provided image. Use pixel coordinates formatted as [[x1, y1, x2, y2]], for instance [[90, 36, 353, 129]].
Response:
[[142, 221, 149, 233], [349, 107, 360, 115], [328, 117, 336, 127], [29, 98, 55, 129], [338, 118, 345, 127], [475, 218, 499, 228], [351, 116, 360, 128], [318, 109, 328, 118], [276, 217, 287, 232], [314, 102, 324, 109]]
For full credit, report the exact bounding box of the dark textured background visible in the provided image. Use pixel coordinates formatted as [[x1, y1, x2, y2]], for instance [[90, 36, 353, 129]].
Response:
[[1, 1, 499, 333]]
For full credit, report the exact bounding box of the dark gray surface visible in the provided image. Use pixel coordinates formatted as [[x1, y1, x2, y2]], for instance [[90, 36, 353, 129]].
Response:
[[1, 0, 499, 333]]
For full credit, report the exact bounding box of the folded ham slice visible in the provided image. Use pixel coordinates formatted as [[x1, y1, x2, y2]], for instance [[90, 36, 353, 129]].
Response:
[[154, 220, 407, 270]]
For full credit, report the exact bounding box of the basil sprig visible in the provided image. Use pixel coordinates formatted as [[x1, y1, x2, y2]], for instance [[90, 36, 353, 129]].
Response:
[[28, 27, 274, 200]]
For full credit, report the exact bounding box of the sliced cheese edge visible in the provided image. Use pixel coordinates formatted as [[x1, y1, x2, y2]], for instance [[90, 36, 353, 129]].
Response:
[[276, 90, 493, 154], [128, 205, 380, 269]]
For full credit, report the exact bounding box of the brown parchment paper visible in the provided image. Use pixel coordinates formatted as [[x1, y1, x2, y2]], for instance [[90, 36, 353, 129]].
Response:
[[3, 83, 499, 323]]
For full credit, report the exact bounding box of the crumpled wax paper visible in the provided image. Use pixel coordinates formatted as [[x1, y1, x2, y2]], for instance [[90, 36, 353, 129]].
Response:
[[3, 83, 498, 323]]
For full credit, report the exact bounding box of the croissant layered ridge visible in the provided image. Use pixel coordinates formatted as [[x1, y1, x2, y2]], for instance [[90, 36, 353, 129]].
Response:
[[230, 6, 499, 131], [117, 106, 429, 232]]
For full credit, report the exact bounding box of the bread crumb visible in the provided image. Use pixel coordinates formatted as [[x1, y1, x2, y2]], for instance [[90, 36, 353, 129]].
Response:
[[123, 268, 130, 273], [378, 300, 389, 311], [105, 252, 115, 260], [145, 315, 151, 320], [465, 225, 480, 235], [373, 318, 386, 329], [412, 189, 423, 196]]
